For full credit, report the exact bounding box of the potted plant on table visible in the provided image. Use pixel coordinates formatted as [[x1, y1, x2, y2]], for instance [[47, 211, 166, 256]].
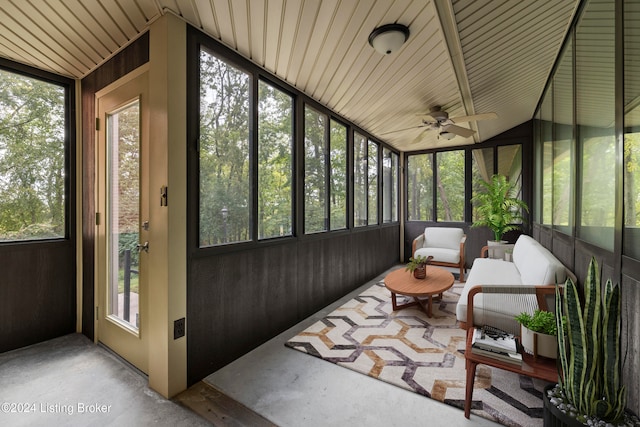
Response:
[[515, 309, 560, 359], [405, 255, 433, 279], [471, 174, 529, 259], [545, 257, 637, 426]]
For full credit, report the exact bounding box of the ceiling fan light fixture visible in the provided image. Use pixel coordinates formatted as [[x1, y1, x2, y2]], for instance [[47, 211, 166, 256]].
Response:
[[439, 131, 455, 140], [368, 24, 410, 55]]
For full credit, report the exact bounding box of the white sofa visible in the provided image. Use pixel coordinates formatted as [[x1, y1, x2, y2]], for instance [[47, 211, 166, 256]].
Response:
[[456, 234, 571, 333]]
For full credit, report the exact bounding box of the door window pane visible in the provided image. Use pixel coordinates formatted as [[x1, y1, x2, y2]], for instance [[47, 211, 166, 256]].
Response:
[[304, 106, 326, 233], [107, 100, 140, 330], [407, 154, 433, 221], [258, 81, 293, 239], [354, 132, 367, 227], [0, 69, 66, 241], [436, 150, 465, 222], [199, 50, 250, 246], [330, 120, 347, 230]]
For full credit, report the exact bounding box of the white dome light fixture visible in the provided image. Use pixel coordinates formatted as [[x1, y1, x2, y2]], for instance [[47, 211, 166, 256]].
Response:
[[439, 131, 456, 140], [368, 24, 410, 55]]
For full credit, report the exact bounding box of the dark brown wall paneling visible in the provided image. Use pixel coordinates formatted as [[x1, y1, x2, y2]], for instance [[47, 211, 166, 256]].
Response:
[[80, 32, 149, 339], [187, 226, 399, 384], [0, 60, 76, 353], [0, 242, 75, 352], [551, 230, 574, 271], [621, 271, 640, 411]]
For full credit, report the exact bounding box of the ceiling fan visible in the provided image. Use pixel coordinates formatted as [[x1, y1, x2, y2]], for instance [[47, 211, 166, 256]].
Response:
[[381, 106, 498, 143]]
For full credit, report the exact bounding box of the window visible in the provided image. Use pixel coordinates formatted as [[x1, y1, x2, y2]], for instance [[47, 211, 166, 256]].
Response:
[[499, 145, 524, 224], [471, 148, 494, 222], [354, 132, 367, 227], [258, 80, 293, 239], [553, 41, 573, 232], [0, 67, 67, 242], [540, 90, 553, 225], [382, 148, 398, 223], [624, 0, 640, 259], [199, 49, 250, 246], [407, 154, 433, 221], [436, 150, 465, 222], [304, 106, 327, 234], [576, 0, 615, 251], [368, 140, 379, 225], [329, 120, 347, 230]]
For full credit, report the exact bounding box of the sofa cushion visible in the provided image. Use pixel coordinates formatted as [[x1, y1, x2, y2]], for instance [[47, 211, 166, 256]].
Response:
[[512, 235, 566, 285], [414, 247, 460, 264], [423, 227, 463, 251], [456, 258, 524, 326]]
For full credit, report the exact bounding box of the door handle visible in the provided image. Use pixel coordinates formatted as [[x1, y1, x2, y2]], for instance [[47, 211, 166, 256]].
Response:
[[136, 241, 149, 253]]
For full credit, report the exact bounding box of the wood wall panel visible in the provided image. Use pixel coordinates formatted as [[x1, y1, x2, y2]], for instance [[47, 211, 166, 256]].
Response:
[[621, 273, 640, 413], [187, 226, 400, 384], [80, 32, 149, 340], [0, 242, 75, 352]]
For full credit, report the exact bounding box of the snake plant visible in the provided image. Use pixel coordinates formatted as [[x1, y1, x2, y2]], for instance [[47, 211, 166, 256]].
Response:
[[555, 257, 626, 423]]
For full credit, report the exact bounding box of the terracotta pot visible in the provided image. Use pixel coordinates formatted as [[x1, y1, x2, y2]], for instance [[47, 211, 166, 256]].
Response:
[[413, 265, 426, 279]]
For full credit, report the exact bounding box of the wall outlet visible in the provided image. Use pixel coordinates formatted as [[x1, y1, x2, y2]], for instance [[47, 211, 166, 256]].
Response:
[[174, 317, 185, 339]]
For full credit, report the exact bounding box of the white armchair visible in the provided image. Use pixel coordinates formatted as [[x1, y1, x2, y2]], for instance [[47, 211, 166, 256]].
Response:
[[412, 227, 466, 281]]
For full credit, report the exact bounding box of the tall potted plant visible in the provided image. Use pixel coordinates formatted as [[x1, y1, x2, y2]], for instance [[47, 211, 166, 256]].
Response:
[[545, 257, 634, 426], [471, 174, 528, 244]]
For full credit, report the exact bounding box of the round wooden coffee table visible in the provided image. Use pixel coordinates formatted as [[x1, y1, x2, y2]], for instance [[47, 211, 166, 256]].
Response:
[[384, 266, 454, 317]]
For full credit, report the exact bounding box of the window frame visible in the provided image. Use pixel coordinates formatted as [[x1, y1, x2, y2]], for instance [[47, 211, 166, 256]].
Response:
[[0, 59, 75, 245]]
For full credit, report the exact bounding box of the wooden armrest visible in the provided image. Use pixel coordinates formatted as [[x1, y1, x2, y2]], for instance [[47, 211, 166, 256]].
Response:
[[480, 245, 489, 258], [411, 234, 425, 257]]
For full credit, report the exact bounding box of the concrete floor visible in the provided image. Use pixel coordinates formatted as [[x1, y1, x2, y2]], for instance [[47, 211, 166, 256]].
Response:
[[205, 266, 501, 427], [0, 266, 502, 427], [0, 333, 209, 427]]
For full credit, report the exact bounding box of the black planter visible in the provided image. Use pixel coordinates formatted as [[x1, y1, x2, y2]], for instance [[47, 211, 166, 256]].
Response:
[[543, 384, 585, 427]]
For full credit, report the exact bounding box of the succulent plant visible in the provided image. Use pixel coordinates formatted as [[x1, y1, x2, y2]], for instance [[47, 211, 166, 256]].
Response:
[[555, 257, 626, 423]]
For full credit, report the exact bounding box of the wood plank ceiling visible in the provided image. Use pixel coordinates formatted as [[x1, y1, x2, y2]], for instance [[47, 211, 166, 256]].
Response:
[[0, 0, 580, 151]]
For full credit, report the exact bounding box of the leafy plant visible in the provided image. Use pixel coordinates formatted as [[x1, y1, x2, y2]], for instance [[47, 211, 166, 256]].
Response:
[[554, 257, 626, 423], [405, 255, 433, 273], [471, 174, 529, 242], [515, 309, 560, 336]]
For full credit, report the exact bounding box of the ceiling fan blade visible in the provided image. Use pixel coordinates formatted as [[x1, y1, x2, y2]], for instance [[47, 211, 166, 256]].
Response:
[[450, 112, 498, 123], [380, 124, 426, 136], [410, 129, 430, 144], [442, 124, 476, 138]]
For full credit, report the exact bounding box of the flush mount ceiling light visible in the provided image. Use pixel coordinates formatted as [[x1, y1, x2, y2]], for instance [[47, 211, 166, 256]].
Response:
[[439, 131, 456, 140], [368, 24, 410, 55]]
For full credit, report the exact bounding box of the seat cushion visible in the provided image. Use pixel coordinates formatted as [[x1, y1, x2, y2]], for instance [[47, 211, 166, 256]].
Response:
[[423, 227, 463, 251], [414, 247, 460, 264], [456, 258, 524, 327]]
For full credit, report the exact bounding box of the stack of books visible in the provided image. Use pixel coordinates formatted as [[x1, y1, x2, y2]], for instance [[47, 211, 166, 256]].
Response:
[[471, 325, 522, 365]]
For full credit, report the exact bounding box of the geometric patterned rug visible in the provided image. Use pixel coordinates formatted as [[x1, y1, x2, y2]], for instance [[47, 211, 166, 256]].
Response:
[[285, 274, 550, 427]]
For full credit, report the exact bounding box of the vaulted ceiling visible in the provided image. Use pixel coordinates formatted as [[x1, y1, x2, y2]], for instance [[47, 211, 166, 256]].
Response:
[[0, 0, 580, 151]]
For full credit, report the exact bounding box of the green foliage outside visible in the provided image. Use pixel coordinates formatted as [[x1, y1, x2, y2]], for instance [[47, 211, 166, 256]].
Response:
[[0, 69, 66, 241]]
